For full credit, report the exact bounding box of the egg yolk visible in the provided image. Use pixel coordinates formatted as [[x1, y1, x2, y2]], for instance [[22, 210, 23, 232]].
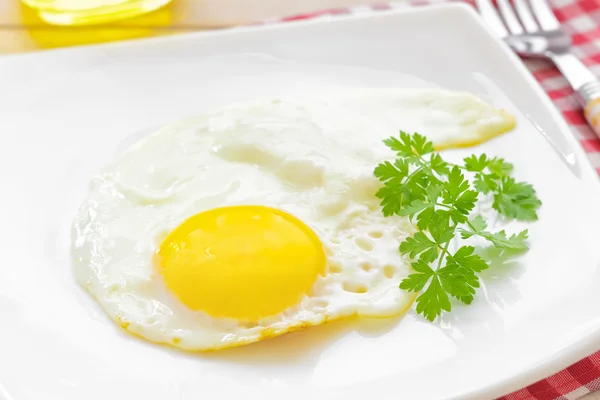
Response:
[[156, 206, 326, 321]]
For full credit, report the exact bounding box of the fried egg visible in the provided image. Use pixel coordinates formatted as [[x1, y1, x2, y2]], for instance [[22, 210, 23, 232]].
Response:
[[72, 88, 515, 351]]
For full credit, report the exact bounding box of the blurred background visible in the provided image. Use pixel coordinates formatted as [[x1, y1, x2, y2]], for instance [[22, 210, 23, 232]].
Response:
[[0, 0, 386, 54]]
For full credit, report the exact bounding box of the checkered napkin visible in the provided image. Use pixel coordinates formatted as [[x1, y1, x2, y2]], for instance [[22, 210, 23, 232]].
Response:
[[268, 1, 600, 399]]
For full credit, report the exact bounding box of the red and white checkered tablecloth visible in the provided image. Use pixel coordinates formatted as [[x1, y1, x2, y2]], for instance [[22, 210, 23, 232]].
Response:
[[268, 1, 600, 399]]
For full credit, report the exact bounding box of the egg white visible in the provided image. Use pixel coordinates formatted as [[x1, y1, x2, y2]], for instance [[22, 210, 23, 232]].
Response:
[[72, 88, 515, 350]]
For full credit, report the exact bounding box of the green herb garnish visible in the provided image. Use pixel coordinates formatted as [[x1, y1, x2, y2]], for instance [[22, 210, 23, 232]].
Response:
[[374, 132, 541, 321]]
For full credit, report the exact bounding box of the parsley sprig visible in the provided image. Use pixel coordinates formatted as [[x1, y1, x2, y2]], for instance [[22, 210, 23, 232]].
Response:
[[374, 132, 541, 321]]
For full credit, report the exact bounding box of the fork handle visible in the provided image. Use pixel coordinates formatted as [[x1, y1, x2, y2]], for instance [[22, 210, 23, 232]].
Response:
[[580, 81, 600, 137], [550, 52, 600, 137]]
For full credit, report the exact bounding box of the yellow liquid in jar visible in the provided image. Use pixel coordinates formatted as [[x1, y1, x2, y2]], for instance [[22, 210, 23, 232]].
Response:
[[21, 0, 173, 25]]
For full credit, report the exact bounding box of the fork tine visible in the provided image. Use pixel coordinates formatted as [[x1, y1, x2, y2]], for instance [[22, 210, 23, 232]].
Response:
[[497, 0, 525, 35], [475, 0, 509, 38], [529, 0, 561, 30], [514, 0, 539, 32]]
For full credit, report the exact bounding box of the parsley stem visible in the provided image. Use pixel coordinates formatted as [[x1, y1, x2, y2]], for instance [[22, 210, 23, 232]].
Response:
[[466, 220, 478, 232], [415, 154, 436, 176], [435, 204, 480, 235], [446, 162, 465, 170], [435, 229, 454, 271], [404, 168, 420, 184]]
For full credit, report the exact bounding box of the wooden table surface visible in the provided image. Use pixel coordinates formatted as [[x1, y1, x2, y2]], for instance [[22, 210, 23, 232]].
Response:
[[0, 0, 382, 54]]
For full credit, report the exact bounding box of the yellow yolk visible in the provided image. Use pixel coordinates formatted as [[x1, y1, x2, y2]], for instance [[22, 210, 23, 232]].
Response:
[[156, 206, 326, 321]]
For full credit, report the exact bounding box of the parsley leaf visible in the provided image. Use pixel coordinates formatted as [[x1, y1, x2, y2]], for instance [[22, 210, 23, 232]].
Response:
[[430, 153, 450, 175], [373, 159, 409, 182], [464, 154, 513, 195], [441, 167, 478, 223], [382, 134, 413, 157], [466, 215, 487, 233], [400, 185, 443, 230], [438, 262, 479, 305], [447, 246, 489, 273], [375, 184, 408, 217], [473, 173, 498, 194], [487, 157, 513, 176], [399, 260, 434, 292], [383, 131, 434, 158], [486, 230, 529, 250], [493, 177, 541, 221], [460, 215, 529, 251], [399, 232, 438, 263], [428, 211, 454, 245], [463, 154, 489, 172], [413, 276, 451, 322]]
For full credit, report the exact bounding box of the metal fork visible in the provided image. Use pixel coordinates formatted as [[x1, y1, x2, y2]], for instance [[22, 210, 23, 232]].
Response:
[[476, 0, 600, 137]]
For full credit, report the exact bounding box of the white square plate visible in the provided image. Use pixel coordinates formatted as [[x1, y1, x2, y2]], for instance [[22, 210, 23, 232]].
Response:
[[2, 4, 600, 399]]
